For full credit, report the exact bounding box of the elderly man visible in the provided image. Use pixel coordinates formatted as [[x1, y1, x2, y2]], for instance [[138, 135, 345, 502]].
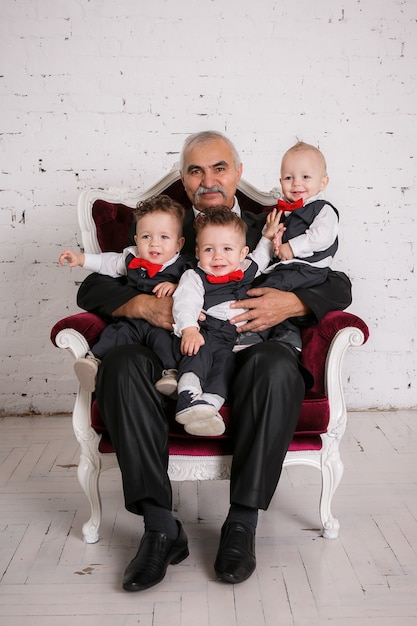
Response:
[[77, 131, 351, 590]]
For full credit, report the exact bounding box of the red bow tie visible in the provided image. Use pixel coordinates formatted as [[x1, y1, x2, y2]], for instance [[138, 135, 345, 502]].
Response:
[[206, 269, 244, 284], [277, 198, 304, 212], [128, 257, 163, 277]]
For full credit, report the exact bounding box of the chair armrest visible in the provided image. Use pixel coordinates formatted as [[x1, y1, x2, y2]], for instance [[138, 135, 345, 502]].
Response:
[[53, 328, 90, 360], [50, 312, 108, 352], [325, 322, 367, 434], [301, 311, 369, 395]]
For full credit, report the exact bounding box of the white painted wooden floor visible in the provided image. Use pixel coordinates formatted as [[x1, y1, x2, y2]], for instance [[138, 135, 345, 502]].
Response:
[[0, 411, 416, 625]]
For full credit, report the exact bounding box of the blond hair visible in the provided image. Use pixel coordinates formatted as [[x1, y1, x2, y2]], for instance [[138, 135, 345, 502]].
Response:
[[282, 141, 327, 175]]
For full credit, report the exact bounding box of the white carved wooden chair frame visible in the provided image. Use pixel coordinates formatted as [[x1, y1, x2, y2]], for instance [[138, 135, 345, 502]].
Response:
[[55, 167, 366, 543]]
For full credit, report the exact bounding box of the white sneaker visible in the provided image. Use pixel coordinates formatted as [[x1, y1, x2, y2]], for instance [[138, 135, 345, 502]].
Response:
[[175, 389, 218, 423], [155, 369, 178, 396], [73, 354, 101, 392]]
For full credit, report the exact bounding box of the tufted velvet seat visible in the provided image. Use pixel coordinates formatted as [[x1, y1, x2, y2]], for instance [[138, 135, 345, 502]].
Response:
[[51, 169, 369, 543]]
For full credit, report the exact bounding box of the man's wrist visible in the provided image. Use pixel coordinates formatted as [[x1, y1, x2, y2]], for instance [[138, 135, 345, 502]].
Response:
[[112, 293, 146, 318], [288, 292, 309, 318]]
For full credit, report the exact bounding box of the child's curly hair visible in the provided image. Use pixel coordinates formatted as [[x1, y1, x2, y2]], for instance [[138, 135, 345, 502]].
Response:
[[135, 194, 185, 228]]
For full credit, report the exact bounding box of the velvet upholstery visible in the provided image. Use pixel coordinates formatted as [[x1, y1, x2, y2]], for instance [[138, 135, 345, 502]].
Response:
[[50, 309, 369, 455]]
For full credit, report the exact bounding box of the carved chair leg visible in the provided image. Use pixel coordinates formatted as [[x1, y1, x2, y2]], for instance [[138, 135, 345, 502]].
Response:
[[319, 450, 344, 539], [77, 451, 102, 544]]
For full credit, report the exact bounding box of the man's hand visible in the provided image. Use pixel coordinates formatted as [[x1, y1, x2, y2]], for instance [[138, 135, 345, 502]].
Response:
[[112, 293, 174, 330], [229, 287, 309, 333], [180, 326, 205, 356]]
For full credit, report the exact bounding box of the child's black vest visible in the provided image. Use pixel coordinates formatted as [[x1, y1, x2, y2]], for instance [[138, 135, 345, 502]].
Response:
[[125, 253, 193, 293], [282, 199, 339, 264], [194, 261, 259, 311]]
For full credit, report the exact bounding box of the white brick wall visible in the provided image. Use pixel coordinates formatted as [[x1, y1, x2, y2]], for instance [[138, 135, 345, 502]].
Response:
[[1, 0, 416, 413]]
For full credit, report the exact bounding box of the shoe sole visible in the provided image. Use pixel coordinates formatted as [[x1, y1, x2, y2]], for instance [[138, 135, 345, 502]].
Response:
[[73, 359, 98, 392], [175, 403, 218, 425], [154, 379, 178, 396], [184, 414, 225, 437]]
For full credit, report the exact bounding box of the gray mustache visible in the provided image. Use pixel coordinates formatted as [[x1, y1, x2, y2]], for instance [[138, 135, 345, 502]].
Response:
[[195, 185, 227, 201]]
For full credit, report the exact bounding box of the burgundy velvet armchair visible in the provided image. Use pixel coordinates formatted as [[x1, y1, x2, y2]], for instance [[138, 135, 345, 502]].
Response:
[[51, 169, 369, 544]]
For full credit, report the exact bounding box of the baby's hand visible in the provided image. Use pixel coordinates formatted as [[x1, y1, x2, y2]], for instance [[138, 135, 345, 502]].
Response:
[[272, 225, 286, 256], [153, 281, 176, 298], [276, 241, 294, 261], [263, 208, 283, 240], [59, 250, 85, 267], [180, 327, 205, 356]]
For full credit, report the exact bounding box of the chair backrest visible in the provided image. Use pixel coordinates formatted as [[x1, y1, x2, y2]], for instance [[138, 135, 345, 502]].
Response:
[[77, 167, 280, 255]]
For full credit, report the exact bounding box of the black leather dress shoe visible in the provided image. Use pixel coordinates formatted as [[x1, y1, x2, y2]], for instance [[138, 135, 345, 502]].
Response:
[[214, 521, 256, 583], [123, 520, 189, 591]]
